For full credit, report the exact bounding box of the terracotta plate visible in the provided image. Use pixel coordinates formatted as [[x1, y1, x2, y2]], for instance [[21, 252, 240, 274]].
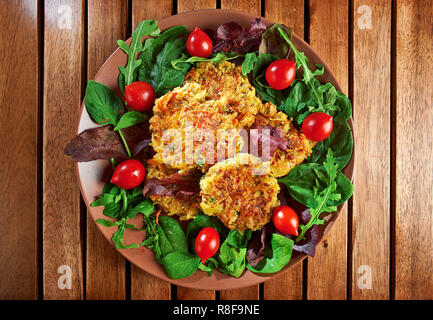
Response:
[[76, 9, 354, 290]]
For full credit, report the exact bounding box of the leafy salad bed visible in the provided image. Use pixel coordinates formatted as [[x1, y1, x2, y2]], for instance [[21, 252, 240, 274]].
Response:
[[65, 18, 354, 280]]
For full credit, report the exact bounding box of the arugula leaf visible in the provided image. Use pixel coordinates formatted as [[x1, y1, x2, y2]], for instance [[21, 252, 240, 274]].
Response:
[[93, 183, 154, 249], [118, 20, 161, 92], [171, 52, 240, 71], [280, 150, 353, 241], [241, 52, 258, 77], [247, 234, 293, 273], [113, 111, 147, 131], [84, 80, 124, 126], [162, 251, 201, 280]]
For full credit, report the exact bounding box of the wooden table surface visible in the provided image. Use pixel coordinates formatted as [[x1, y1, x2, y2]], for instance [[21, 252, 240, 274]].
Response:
[[1, 0, 432, 300]]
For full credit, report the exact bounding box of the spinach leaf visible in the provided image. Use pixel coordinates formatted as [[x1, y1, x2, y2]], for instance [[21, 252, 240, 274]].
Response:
[[113, 111, 147, 132], [215, 230, 252, 278], [307, 114, 353, 168], [118, 19, 161, 92], [157, 216, 189, 256], [84, 80, 124, 126], [241, 52, 258, 77], [138, 26, 190, 97], [162, 251, 201, 280], [186, 213, 229, 253], [247, 233, 293, 273]]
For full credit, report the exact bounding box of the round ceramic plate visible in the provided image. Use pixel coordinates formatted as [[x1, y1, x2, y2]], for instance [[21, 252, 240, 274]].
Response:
[[76, 9, 354, 290]]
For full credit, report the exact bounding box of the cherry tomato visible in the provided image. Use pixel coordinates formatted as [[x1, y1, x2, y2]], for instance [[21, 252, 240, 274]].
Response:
[[301, 112, 333, 141], [186, 27, 212, 58], [272, 205, 299, 236], [265, 59, 296, 90], [110, 159, 146, 189], [194, 227, 220, 263], [124, 81, 155, 112]]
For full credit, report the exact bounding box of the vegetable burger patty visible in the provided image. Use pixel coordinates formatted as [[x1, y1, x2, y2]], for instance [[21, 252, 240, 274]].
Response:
[[150, 61, 262, 172], [200, 153, 280, 231]]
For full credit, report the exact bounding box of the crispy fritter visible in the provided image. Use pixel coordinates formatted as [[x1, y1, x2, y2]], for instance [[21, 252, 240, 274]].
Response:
[[150, 61, 261, 172], [254, 102, 316, 177], [200, 153, 280, 231], [146, 157, 200, 220]]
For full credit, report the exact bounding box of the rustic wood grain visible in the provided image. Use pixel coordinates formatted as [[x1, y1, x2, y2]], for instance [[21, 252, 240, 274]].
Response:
[[85, 0, 128, 300], [174, 0, 218, 302], [218, 0, 261, 302], [265, 0, 304, 37], [178, 0, 215, 12], [395, 0, 433, 299], [307, 0, 349, 300], [130, 0, 173, 300], [351, 0, 391, 300], [0, 0, 39, 299], [43, 0, 84, 299], [262, 0, 305, 300]]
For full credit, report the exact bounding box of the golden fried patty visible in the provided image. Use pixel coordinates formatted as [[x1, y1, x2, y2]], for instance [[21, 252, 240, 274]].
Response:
[[254, 102, 316, 177], [146, 157, 200, 221], [150, 61, 262, 172], [200, 153, 280, 231]]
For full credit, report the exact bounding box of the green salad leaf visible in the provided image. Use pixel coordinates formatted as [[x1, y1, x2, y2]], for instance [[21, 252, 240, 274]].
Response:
[[241, 52, 258, 77], [247, 234, 293, 273], [118, 19, 161, 92], [171, 52, 240, 71], [162, 251, 201, 280]]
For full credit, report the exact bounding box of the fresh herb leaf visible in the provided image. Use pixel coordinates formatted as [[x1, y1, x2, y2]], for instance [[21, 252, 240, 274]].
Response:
[[247, 233, 294, 273], [161, 251, 201, 280], [113, 111, 147, 131], [84, 80, 124, 126], [118, 20, 161, 92], [241, 52, 258, 77]]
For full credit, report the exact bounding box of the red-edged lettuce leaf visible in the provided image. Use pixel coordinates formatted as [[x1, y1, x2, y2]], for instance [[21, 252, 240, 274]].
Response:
[[64, 124, 150, 162], [249, 124, 288, 161], [258, 23, 292, 59], [143, 169, 202, 201], [246, 225, 270, 267], [212, 18, 266, 54]]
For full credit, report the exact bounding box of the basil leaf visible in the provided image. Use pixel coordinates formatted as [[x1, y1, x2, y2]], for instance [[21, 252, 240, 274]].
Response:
[[247, 234, 293, 273], [118, 19, 161, 92], [162, 251, 201, 280], [113, 111, 147, 131], [84, 80, 124, 126]]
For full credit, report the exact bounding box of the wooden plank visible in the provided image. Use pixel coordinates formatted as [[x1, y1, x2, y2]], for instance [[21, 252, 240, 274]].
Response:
[[219, 0, 261, 302], [263, 0, 305, 301], [0, 0, 39, 299], [85, 0, 128, 300], [307, 0, 349, 300], [43, 0, 84, 299], [174, 0, 218, 302], [395, 0, 433, 299], [352, 0, 391, 300], [178, 0, 215, 12], [130, 0, 173, 300]]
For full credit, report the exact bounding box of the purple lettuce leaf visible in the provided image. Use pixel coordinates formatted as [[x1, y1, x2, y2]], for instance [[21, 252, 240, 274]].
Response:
[[143, 169, 202, 201], [212, 18, 267, 54], [249, 124, 288, 161], [64, 124, 151, 162]]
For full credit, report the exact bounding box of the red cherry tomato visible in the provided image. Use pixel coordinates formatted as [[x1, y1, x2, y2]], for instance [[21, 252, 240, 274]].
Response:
[[124, 81, 155, 112], [302, 112, 333, 141], [186, 27, 212, 58], [272, 205, 299, 236], [110, 159, 146, 189], [194, 227, 220, 263], [265, 59, 296, 90]]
